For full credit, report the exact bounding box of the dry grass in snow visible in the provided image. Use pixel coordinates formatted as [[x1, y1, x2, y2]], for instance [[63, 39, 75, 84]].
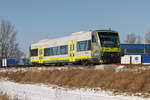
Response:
[[0, 93, 10, 100], [0, 68, 150, 97]]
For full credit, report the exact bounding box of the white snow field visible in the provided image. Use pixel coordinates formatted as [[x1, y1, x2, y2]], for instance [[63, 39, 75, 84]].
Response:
[[0, 80, 149, 100]]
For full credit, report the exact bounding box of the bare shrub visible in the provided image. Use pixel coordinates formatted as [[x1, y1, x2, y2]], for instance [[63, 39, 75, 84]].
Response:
[[124, 33, 137, 44], [145, 31, 150, 43]]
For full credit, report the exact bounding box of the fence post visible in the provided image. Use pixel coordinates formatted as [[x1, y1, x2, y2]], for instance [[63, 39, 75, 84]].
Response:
[[2, 58, 7, 67]]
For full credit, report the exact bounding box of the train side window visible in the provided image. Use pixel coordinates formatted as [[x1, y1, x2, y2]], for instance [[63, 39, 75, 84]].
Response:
[[56, 47, 60, 55], [88, 40, 91, 50], [44, 48, 50, 56], [60, 45, 68, 54], [44, 45, 68, 56], [49, 48, 53, 56], [92, 35, 96, 43], [53, 47, 58, 55], [30, 49, 38, 56], [77, 41, 86, 51], [77, 40, 91, 51]]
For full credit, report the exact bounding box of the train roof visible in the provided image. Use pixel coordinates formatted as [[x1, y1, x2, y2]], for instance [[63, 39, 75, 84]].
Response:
[[94, 30, 118, 33], [31, 31, 92, 49], [30, 29, 119, 49]]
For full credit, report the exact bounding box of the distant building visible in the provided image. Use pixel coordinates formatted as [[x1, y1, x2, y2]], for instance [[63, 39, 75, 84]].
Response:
[[120, 44, 150, 55]]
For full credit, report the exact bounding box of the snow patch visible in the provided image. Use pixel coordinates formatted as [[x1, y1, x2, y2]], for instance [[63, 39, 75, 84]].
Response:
[[0, 80, 149, 100]]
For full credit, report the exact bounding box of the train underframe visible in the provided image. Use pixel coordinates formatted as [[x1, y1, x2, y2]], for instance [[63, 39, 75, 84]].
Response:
[[101, 52, 121, 64]]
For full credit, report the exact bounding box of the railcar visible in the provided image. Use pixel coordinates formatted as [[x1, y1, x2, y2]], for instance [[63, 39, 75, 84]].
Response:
[[30, 30, 121, 65]]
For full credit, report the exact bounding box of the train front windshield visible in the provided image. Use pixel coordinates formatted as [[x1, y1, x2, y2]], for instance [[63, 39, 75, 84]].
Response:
[[98, 32, 120, 47]]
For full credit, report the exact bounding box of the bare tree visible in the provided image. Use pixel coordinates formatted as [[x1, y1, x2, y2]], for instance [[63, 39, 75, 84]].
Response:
[[0, 20, 24, 59], [124, 33, 137, 44], [145, 31, 150, 43], [136, 35, 142, 44]]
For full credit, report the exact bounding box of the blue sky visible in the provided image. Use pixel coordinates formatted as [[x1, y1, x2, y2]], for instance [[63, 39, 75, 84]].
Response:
[[0, 0, 150, 54]]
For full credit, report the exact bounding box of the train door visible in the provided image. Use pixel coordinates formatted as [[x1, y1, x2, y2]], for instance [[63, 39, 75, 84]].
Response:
[[91, 32, 102, 63], [68, 41, 76, 62], [38, 47, 44, 63], [91, 33, 100, 57]]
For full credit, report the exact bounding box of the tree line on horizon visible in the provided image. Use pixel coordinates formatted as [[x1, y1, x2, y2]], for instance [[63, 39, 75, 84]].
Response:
[[124, 32, 150, 44]]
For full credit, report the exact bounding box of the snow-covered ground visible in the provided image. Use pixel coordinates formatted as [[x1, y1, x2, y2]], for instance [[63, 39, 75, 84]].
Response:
[[0, 80, 149, 100]]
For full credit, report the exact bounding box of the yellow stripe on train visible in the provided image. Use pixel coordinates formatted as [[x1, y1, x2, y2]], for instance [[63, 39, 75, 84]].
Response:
[[30, 55, 92, 64], [100, 47, 120, 52]]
